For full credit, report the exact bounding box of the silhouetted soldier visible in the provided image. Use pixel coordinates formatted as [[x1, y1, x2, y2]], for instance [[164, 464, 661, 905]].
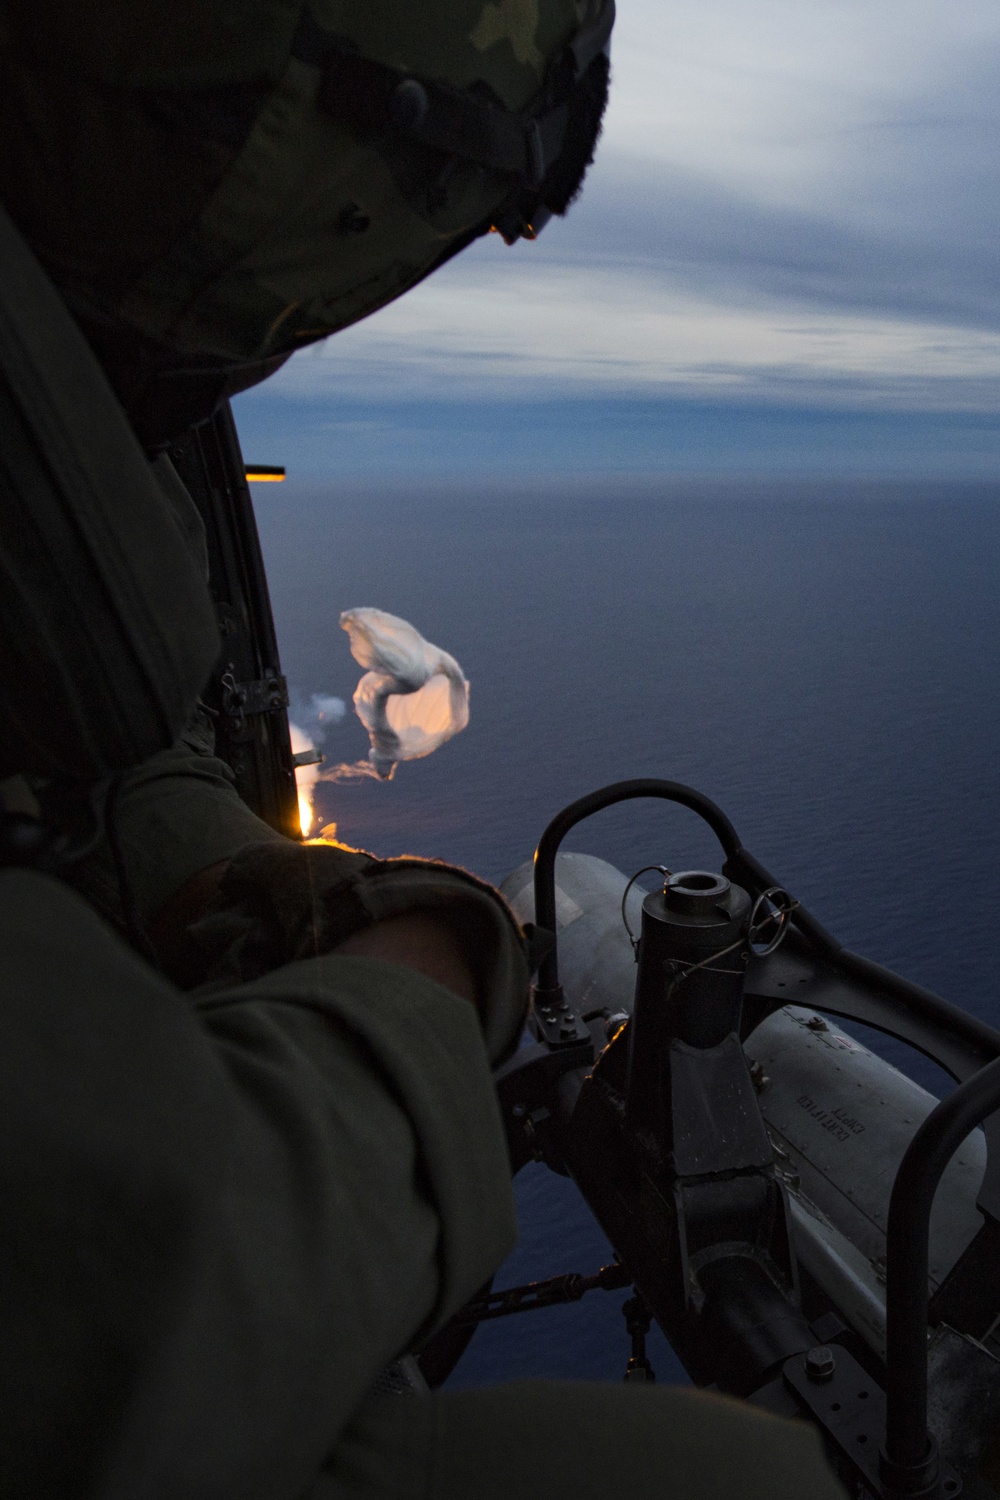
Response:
[[0, 6, 845, 1496]]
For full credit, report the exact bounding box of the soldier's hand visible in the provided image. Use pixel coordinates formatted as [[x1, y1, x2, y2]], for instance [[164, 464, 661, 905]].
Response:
[[189, 839, 529, 1064], [331, 911, 477, 1005]]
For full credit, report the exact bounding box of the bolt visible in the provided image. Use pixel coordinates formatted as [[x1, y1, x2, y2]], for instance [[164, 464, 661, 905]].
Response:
[[749, 1060, 770, 1092], [559, 1023, 577, 1039], [805, 1346, 836, 1381], [339, 203, 371, 235]]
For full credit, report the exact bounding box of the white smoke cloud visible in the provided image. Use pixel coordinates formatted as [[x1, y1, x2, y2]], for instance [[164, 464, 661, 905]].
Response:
[[335, 608, 470, 781], [287, 613, 470, 835]]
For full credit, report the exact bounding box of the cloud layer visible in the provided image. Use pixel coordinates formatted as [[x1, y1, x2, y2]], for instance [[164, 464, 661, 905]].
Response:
[[261, 2, 1000, 422]]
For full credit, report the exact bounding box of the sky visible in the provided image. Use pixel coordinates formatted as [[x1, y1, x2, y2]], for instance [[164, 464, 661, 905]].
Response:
[[235, 0, 1000, 477]]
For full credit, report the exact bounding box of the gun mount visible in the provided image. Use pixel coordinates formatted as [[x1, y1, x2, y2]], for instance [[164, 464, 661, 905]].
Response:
[[436, 780, 1000, 1500]]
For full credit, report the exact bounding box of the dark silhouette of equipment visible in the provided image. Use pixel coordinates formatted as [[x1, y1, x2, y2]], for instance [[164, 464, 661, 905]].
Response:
[[463, 780, 1000, 1499]]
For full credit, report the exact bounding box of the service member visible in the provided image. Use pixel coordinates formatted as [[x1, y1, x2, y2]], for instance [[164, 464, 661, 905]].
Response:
[[0, 6, 846, 1497]]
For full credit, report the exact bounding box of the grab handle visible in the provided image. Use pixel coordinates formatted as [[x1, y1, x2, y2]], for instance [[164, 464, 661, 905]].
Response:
[[532, 778, 742, 999]]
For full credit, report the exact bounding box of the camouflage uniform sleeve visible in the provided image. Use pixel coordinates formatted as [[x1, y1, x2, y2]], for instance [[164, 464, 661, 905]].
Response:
[[108, 709, 285, 920], [192, 950, 517, 1344], [49, 704, 284, 932], [316, 1380, 848, 1500], [0, 868, 514, 1500]]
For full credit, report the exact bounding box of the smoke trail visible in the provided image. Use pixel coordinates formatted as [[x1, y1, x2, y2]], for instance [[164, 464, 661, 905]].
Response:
[[318, 759, 385, 784]]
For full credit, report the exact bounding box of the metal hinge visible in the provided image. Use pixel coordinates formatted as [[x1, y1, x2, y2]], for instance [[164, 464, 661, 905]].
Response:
[[220, 670, 289, 728]]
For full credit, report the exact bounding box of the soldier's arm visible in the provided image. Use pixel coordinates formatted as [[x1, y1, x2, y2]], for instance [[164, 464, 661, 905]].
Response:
[[0, 867, 514, 1499]]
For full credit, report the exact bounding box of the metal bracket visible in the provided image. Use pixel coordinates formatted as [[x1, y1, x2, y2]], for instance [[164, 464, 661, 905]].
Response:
[[530, 989, 592, 1050], [494, 1033, 594, 1172], [783, 1347, 962, 1498], [220, 670, 289, 729]]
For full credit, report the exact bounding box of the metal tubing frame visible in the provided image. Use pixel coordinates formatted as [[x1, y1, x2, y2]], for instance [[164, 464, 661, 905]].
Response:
[[884, 1055, 1000, 1476], [533, 779, 743, 995], [533, 780, 1000, 1082]]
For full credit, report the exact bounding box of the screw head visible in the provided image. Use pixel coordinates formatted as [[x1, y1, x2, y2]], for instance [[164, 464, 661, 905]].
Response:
[[805, 1345, 836, 1381]]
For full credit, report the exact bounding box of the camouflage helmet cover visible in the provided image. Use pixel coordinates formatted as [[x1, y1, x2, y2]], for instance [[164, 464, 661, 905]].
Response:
[[0, 1, 612, 369]]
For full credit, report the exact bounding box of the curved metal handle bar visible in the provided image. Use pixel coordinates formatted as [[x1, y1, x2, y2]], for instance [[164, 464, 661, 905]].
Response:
[[532, 780, 1000, 1081], [884, 1054, 1000, 1480], [532, 779, 743, 996]]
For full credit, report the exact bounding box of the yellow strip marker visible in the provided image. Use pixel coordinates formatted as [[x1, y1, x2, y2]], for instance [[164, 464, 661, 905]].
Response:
[[245, 464, 286, 482]]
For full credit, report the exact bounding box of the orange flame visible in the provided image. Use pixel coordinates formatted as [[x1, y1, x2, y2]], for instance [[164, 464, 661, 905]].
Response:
[[289, 722, 320, 838], [297, 786, 313, 838]]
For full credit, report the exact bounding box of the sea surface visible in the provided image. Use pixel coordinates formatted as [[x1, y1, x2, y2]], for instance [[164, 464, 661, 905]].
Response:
[[253, 475, 1000, 1387]]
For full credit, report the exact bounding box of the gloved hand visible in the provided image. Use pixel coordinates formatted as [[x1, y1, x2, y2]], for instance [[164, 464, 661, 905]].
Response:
[[191, 839, 530, 1065]]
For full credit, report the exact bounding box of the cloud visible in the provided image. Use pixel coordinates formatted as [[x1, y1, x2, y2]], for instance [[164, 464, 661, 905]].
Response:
[[552, 158, 1000, 335], [263, 245, 1000, 412], [258, 3, 1000, 418], [603, 0, 1000, 218]]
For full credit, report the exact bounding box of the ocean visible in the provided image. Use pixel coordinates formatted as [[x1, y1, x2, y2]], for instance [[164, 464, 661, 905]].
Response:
[[253, 475, 1000, 1387]]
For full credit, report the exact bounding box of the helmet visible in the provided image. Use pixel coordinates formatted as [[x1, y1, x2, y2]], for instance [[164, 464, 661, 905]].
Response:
[[0, 1, 613, 438]]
